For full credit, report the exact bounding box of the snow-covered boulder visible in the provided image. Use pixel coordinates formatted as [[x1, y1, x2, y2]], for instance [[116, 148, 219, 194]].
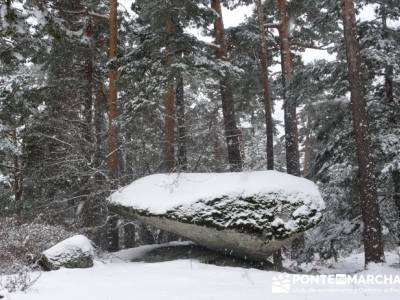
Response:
[[109, 171, 325, 261], [37, 235, 95, 271]]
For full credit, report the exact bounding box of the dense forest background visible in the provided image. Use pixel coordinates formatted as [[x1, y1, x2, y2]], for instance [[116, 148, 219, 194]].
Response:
[[1, 0, 399, 267]]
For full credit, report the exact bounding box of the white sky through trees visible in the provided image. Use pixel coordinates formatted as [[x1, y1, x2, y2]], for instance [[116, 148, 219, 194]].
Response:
[[117, 0, 398, 136]]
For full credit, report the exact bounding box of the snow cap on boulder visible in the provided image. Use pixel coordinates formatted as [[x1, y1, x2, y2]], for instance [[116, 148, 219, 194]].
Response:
[[110, 171, 325, 214]]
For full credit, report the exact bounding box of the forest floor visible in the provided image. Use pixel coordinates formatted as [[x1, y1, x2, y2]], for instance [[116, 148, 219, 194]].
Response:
[[2, 243, 400, 300]]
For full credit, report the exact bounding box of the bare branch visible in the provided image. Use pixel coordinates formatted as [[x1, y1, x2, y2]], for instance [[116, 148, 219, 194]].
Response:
[[88, 11, 109, 20], [290, 41, 330, 50], [60, 9, 108, 20], [0, 163, 23, 171], [59, 9, 86, 15]]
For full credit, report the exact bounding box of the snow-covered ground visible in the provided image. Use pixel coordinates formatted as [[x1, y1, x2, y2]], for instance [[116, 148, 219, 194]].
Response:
[[3, 244, 400, 300]]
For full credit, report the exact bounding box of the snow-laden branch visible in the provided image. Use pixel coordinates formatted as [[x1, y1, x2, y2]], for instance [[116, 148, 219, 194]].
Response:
[[290, 41, 331, 50], [60, 9, 108, 20]]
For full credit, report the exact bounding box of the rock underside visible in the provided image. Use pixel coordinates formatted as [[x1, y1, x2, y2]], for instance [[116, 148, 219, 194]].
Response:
[[131, 243, 275, 270]]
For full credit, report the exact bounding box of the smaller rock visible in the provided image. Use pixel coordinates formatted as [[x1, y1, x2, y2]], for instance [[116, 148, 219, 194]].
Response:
[[37, 235, 95, 271]]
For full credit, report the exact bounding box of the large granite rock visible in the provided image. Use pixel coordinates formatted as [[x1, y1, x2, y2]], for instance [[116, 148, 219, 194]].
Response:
[[37, 235, 95, 271], [109, 171, 324, 261]]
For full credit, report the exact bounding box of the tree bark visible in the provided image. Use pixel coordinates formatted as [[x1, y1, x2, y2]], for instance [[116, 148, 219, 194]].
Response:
[[107, 0, 120, 178], [256, 0, 274, 171], [392, 170, 400, 245], [384, 65, 394, 103], [303, 114, 312, 177], [211, 0, 242, 172], [277, 0, 300, 176], [84, 18, 94, 145], [163, 16, 176, 173], [213, 110, 224, 172], [256, 0, 282, 269], [12, 128, 23, 216], [393, 170, 400, 207], [303, 132, 311, 177], [94, 84, 106, 169], [176, 72, 188, 171], [341, 0, 384, 264], [381, 5, 394, 103]]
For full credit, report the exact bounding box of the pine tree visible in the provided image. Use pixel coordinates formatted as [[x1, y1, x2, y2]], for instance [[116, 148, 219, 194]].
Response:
[[341, 0, 384, 264], [255, 0, 274, 170], [176, 72, 188, 170], [163, 15, 177, 172], [107, 0, 120, 178], [276, 0, 300, 176], [1, 0, 399, 259], [211, 0, 242, 172], [0, 0, 44, 217]]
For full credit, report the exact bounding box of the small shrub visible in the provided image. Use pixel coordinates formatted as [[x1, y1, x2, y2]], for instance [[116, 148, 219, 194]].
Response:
[[0, 217, 72, 292], [0, 267, 40, 293]]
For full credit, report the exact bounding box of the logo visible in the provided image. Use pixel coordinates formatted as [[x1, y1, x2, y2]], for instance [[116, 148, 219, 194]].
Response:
[[272, 274, 292, 294], [271, 273, 400, 294]]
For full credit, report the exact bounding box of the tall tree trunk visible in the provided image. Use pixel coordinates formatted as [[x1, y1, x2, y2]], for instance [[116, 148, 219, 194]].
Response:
[[81, 18, 95, 226], [277, 0, 300, 176], [81, 83, 107, 229], [80, 15, 108, 228], [106, 0, 121, 250], [13, 155, 23, 214], [384, 65, 394, 102], [84, 18, 94, 145], [163, 16, 176, 173], [381, 5, 394, 103], [393, 170, 400, 242], [12, 128, 23, 217], [5, 0, 11, 13], [94, 84, 106, 169], [84, 60, 94, 142], [256, 0, 274, 170], [107, 0, 120, 178], [341, 0, 384, 264], [213, 109, 224, 172], [303, 131, 311, 177], [256, 0, 282, 269], [176, 72, 187, 171], [211, 0, 242, 172], [382, 4, 397, 244], [213, 136, 223, 172], [303, 114, 312, 177], [277, 0, 303, 262]]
